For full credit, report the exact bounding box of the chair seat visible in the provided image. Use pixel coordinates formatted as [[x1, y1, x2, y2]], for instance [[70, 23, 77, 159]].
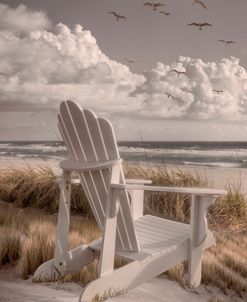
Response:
[[135, 215, 190, 255], [90, 215, 190, 261]]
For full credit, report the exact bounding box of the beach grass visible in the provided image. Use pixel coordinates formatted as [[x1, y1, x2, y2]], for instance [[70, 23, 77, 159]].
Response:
[[0, 165, 246, 298], [0, 166, 91, 215], [124, 164, 247, 230]]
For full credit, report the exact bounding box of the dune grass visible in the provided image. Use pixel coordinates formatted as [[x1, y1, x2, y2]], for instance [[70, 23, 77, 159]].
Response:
[[0, 166, 91, 215], [0, 164, 246, 298], [124, 164, 247, 230]]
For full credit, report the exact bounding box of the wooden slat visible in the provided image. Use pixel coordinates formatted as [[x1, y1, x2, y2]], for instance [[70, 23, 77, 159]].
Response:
[[136, 229, 187, 242], [134, 215, 190, 255], [84, 110, 108, 161], [65, 101, 97, 162], [110, 183, 227, 196], [58, 115, 77, 160], [78, 173, 103, 229], [82, 171, 105, 227], [59, 102, 86, 162], [98, 117, 119, 160], [98, 117, 139, 251], [59, 158, 121, 171], [136, 217, 189, 233]]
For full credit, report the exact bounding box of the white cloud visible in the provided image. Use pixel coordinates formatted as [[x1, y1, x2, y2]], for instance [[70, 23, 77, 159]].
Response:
[[0, 4, 247, 123], [0, 4, 52, 34], [132, 57, 247, 120]]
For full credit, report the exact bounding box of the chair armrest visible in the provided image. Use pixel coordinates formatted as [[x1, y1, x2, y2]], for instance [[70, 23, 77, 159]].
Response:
[[110, 183, 227, 197], [60, 158, 121, 172], [126, 179, 152, 185]]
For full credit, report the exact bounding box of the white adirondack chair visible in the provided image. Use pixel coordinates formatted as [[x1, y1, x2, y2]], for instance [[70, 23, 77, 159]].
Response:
[[34, 100, 226, 301]]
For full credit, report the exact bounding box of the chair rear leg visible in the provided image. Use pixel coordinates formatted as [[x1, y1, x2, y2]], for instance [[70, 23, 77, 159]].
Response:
[[33, 244, 95, 281], [34, 170, 95, 281]]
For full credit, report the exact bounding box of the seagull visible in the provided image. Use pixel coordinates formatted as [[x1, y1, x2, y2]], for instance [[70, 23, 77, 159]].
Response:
[[143, 2, 153, 7], [108, 11, 126, 21], [153, 3, 165, 10], [165, 92, 176, 100], [159, 10, 171, 16], [143, 2, 165, 11], [212, 89, 224, 94], [188, 22, 212, 30], [217, 40, 235, 46], [192, 0, 207, 10], [170, 69, 187, 77], [124, 58, 134, 64]]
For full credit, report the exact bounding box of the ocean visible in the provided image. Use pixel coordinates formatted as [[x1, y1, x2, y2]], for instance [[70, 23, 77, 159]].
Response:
[[1, 141, 247, 169]]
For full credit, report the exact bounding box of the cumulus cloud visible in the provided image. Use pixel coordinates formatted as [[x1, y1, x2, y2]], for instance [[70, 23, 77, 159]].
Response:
[[0, 4, 52, 34], [0, 10, 144, 112], [131, 57, 247, 120], [1, 3, 247, 122]]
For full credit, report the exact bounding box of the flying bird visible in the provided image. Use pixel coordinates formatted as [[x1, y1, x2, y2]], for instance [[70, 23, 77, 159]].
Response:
[[212, 89, 224, 94], [159, 10, 171, 16], [165, 92, 176, 100], [188, 22, 212, 30], [192, 0, 207, 10], [143, 2, 153, 7], [153, 3, 165, 10], [143, 2, 165, 11], [217, 40, 235, 46], [108, 11, 126, 21], [124, 58, 134, 64], [170, 69, 187, 77]]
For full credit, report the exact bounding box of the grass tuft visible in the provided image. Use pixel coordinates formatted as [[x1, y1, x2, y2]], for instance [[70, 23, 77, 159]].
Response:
[[0, 226, 21, 265], [0, 167, 91, 215]]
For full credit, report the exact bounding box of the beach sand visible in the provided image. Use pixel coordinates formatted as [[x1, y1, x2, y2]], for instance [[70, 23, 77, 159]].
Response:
[[0, 265, 229, 302]]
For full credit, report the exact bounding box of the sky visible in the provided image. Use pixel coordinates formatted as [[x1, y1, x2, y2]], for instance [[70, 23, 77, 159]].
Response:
[[0, 0, 247, 141]]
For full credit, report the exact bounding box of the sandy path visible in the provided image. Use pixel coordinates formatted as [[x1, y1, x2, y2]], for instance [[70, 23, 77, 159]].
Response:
[[0, 279, 80, 302], [0, 275, 215, 302], [0, 265, 226, 302]]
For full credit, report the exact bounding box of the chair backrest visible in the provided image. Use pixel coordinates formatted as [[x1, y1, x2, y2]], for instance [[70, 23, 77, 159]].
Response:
[[58, 100, 139, 252]]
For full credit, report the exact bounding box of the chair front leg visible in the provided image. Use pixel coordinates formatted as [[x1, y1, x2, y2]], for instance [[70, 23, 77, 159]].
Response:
[[188, 194, 216, 287], [126, 179, 152, 220], [54, 170, 71, 274], [128, 189, 144, 220], [98, 188, 120, 277]]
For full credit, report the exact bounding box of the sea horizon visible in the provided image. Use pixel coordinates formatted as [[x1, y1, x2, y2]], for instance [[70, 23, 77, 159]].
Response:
[[1, 140, 247, 169]]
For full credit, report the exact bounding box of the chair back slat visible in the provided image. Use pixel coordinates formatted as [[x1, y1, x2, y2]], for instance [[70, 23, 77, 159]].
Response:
[[57, 117, 76, 160], [58, 100, 139, 252], [59, 102, 86, 162], [84, 110, 109, 161], [98, 118, 120, 160]]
